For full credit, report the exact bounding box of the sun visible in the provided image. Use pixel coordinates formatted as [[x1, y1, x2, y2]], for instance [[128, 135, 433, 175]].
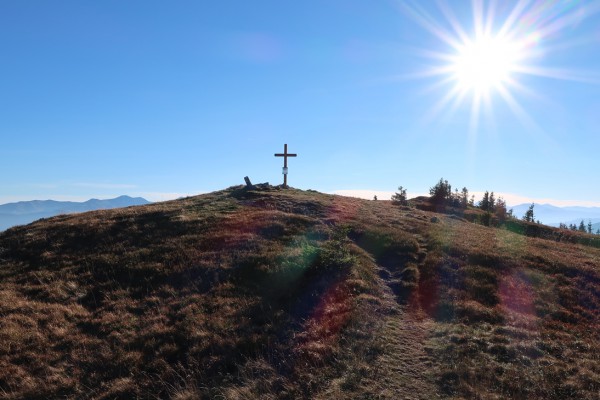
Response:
[[397, 0, 593, 128], [450, 34, 522, 96]]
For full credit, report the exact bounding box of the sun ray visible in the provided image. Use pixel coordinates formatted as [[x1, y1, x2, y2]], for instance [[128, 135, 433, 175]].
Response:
[[484, 0, 497, 37], [503, 76, 543, 102], [395, 0, 463, 50], [497, 0, 532, 38], [425, 80, 468, 122], [539, 35, 600, 55], [471, 0, 482, 37], [396, 0, 600, 139], [469, 91, 482, 137], [495, 84, 540, 134], [436, 0, 471, 45], [515, 65, 600, 84], [496, 84, 564, 154]]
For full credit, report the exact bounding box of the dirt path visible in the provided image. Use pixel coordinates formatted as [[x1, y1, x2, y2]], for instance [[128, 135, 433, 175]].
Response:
[[367, 306, 440, 399], [359, 234, 441, 399]]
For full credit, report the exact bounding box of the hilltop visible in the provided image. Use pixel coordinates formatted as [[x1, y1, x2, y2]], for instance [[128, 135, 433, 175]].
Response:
[[0, 186, 598, 399]]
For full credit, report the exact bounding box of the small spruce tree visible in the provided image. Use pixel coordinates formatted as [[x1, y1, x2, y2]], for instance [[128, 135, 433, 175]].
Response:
[[391, 186, 408, 206]]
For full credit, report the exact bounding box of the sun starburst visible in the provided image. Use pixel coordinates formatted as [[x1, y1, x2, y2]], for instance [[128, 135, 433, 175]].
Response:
[[398, 0, 599, 130], [451, 34, 522, 96]]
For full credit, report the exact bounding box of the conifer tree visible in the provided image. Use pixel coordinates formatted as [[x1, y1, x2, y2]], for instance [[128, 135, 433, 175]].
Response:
[[461, 187, 469, 208], [523, 203, 535, 222], [453, 188, 460, 207], [588, 220, 592, 234], [479, 191, 490, 211], [495, 197, 507, 223], [391, 186, 408, 206], [429, 178, 451, 205], [579, 220, 586, 232]]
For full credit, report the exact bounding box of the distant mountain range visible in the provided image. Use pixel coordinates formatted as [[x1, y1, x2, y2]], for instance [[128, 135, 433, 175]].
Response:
[[509, 203, 600, 229], [0, 195, 150, 231]]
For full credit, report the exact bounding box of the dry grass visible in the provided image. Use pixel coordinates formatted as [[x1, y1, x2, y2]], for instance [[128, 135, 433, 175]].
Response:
[[0, 185, 598, 399]]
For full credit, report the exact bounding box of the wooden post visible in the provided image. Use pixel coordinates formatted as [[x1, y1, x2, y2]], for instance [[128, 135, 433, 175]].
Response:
[[274, 144, 297, 188]]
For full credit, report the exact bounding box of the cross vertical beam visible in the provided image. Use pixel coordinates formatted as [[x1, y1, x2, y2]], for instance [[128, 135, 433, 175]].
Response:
[[274, 143, 297, 188]]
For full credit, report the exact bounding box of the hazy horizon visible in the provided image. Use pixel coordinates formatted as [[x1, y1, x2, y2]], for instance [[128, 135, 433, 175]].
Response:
[[2, 187, 600, 209]]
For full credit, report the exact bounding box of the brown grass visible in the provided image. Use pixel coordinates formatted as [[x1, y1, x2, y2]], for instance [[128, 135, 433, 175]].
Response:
[[0, 185, 598, 399]]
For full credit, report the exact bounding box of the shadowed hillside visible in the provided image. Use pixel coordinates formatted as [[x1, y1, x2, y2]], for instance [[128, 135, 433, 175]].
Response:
[[0, 186, 598, 399]]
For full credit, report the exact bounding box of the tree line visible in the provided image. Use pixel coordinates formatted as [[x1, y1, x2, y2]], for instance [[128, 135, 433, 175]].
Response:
[[558, 220, 599, 235], [391, 178, 600, 234], [392, 178, 510, 226]]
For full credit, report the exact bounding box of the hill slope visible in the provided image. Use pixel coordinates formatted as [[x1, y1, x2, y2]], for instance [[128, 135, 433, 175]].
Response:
[[0, 186, 598, 399], [0, 195, 150, 232]]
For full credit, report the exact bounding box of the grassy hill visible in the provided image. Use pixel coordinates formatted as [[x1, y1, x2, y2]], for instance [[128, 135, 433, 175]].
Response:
[[0, 186, 598, 399]]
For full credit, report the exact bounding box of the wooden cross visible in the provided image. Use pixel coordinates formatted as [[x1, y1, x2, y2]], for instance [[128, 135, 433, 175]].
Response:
[[274, 143, 297, 188]]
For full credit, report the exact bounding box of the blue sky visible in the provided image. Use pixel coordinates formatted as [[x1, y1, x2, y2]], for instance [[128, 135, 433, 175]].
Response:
[[2, 0, 599, 206]]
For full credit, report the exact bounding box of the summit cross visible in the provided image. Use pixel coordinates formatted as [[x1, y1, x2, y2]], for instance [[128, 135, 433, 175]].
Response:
[[274, 143, 297, 188]]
